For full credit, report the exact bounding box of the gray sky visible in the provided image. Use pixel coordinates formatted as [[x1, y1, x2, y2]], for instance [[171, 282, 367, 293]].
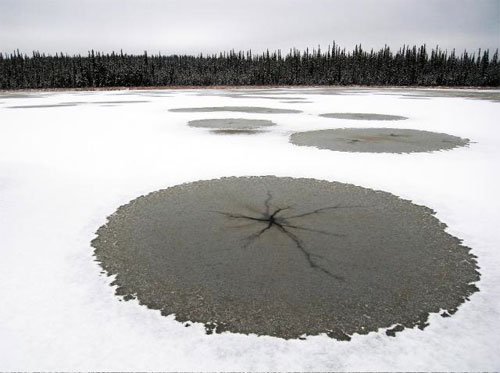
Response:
[[1, 0, 499, 56]]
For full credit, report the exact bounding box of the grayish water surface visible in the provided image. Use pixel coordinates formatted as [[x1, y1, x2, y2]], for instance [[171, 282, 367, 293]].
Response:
[[169, 106, 301, 114]]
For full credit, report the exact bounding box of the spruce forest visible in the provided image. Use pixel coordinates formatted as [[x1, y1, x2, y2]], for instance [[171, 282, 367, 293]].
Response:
[[1, 43, 499, 89]]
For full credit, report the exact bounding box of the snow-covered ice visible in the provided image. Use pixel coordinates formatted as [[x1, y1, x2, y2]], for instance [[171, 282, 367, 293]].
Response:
[[0, 87, 499, 371]]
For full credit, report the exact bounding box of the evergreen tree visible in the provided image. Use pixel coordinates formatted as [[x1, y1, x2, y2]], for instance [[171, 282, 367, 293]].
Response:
[[0, 43, 499, 89]]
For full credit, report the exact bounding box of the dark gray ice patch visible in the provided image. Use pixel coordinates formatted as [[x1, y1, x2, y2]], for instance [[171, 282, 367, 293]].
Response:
[[403, 90, 500, 103], [290, 128, 469, 153], [113, 90, 172, 96], [92, 176, 479, 340], [7, 103, 80, 109], [320, 113, 408, 121], [399, 96, 430, 100], [169, 106, 301, 114], [210, 129, 265, 135], [188, 118, 275, 130], [89, 100, 150, 104], [138, 95, 172, 98], [0, 93, 45, 99], [7, 100, 149, 108], [226, 95, 309, 100], [59, 100, 150, 106]]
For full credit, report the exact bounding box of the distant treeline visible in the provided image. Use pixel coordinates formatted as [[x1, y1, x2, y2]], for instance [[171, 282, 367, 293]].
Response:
[[1, 43, 499, 89]]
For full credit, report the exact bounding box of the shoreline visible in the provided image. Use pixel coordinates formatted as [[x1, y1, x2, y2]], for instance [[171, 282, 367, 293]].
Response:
[[2, 84, 500, 93]]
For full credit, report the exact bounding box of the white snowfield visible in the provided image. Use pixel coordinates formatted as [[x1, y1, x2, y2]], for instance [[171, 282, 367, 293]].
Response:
[[0, 87, 499, 371]]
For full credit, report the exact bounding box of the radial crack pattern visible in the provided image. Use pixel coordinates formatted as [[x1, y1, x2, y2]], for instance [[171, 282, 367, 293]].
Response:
[[92, 176, 480, 340], [213, 192, 350, 279]]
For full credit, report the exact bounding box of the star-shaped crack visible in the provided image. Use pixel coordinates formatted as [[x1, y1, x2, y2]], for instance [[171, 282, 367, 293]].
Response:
[[212, 192, 360, 281]]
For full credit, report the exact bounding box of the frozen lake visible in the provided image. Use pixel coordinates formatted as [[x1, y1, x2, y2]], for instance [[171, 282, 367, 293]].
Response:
[[0, 87, 499, 371]]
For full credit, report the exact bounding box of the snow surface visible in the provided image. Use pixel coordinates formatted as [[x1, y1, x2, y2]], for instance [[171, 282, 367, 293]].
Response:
[[0, 87, 499, 371]]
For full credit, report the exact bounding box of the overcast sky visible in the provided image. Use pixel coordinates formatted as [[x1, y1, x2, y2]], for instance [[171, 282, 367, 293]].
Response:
[[1, 0, 499, 56]]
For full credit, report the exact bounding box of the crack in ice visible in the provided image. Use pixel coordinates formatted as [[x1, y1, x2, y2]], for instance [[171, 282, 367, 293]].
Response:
[[212, 192, 358, 280]]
